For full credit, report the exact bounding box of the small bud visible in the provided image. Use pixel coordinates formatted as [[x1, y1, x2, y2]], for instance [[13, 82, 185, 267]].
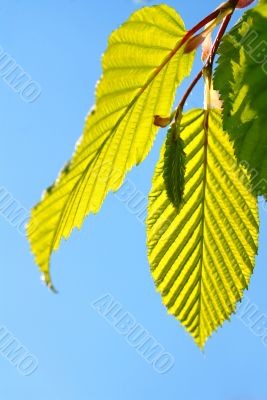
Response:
[[154, 115, 171, 128], [185, 33, 206, 54]]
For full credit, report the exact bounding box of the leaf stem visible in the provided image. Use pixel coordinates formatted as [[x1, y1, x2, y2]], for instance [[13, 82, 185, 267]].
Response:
[[175, 0, 239, 121], [181, 0, 236, 46], [175, 70, 203, 120]]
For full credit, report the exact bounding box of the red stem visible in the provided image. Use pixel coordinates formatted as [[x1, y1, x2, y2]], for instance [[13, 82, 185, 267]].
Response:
[[181, 8, 223, 46], [177, 70, 203, 114], [175, 0, 239, 120]]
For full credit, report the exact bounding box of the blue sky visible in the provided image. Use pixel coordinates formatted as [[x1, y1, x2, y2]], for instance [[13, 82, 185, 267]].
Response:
[[0, 0, 266, 399]]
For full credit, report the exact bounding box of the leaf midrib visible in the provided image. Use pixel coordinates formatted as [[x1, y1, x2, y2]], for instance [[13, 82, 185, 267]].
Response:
[[196, 110, 209, 347]]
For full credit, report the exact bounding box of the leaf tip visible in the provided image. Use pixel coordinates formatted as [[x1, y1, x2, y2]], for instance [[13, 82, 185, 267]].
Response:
[[41, 273, 58, 294]]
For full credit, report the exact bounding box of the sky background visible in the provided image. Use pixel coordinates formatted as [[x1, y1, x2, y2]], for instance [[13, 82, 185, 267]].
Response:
[[0, 0, 266, 399]]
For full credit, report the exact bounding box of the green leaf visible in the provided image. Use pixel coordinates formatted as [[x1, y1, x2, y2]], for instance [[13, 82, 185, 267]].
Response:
[[27, 5, 195, 289], [214, 1, 267, 196], [146, 109, 259, 349], [163, 123, 186, 209]]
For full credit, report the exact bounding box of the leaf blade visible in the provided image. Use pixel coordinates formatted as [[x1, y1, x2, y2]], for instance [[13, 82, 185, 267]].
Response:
[[28, 5, 195, 287], [146, 109, 259, 349], [164, 124, 186, 209], [214, 2, 267, 196]]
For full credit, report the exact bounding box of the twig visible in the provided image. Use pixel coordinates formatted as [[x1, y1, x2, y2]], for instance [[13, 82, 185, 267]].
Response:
[[174, 0, 239, 122]]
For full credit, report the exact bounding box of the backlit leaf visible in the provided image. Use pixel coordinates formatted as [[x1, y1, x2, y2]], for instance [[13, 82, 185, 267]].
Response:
[[147, 109, 259, 349], [27, 5, 195, 288]]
